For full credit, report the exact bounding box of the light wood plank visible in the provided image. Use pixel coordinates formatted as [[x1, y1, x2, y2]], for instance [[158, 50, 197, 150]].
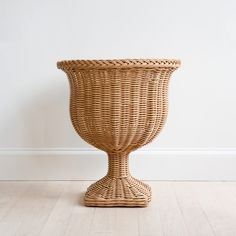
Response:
[[39, 181, 81, 236], [0, 181, 236, 236], [0, 181, 31, 221], [64, 181, 96, 236], [0, 181, 63, 236], [172, 182, 215, 236], [113, 208, 139, 236], [154, 181, 188, 236], [138, 182, 163, 236], [192, 182, 236, 236], [209, 182, 236, 236], [89, 207, 117, 235]]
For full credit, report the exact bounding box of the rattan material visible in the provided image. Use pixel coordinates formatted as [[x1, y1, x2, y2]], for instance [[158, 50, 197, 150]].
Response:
[[57, 58, 180, 207]]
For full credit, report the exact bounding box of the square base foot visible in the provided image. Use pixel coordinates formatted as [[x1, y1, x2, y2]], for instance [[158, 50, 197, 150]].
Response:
[[84, 197, 150, 207]]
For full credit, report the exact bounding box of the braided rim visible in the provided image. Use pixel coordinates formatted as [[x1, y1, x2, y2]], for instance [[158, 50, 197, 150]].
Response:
[[57, 59, 181, 69]]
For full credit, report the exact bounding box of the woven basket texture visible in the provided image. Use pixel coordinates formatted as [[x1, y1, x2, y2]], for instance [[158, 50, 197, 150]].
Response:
[[57, 59, 180, 207]]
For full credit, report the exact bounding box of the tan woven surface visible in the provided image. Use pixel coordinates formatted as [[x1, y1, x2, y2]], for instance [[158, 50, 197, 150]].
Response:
[[57, 59, 180, 207]]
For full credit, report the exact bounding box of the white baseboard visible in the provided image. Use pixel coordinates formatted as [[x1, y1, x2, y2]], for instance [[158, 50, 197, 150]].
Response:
[[0, 148, 236, 180]]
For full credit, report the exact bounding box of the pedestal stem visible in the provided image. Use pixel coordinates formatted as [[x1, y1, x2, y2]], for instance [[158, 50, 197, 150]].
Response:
[[107, 152, 130, 178]]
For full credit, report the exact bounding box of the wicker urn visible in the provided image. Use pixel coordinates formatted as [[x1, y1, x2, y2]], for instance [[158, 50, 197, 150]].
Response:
[[57, 59, 180, 207]]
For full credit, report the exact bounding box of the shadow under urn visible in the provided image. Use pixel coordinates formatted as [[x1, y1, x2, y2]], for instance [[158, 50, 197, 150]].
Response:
[[57, 59, 180, 207]]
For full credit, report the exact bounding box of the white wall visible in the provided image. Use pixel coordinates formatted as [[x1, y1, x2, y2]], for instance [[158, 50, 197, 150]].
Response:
[[0, 0, 236, 180]]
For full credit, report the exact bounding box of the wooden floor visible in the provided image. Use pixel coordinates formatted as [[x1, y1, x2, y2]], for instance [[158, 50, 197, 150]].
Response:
[[0, 181, 236, 236]]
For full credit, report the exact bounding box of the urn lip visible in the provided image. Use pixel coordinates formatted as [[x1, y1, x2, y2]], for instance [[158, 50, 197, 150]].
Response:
[[57, 58, 181, 70]]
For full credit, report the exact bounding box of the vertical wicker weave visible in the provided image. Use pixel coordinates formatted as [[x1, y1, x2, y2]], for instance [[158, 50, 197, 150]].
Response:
[[57, 59, 180, 207]]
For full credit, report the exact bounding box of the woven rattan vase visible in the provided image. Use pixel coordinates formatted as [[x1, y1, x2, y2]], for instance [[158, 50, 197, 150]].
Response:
[[57, 59, 180, 207]]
